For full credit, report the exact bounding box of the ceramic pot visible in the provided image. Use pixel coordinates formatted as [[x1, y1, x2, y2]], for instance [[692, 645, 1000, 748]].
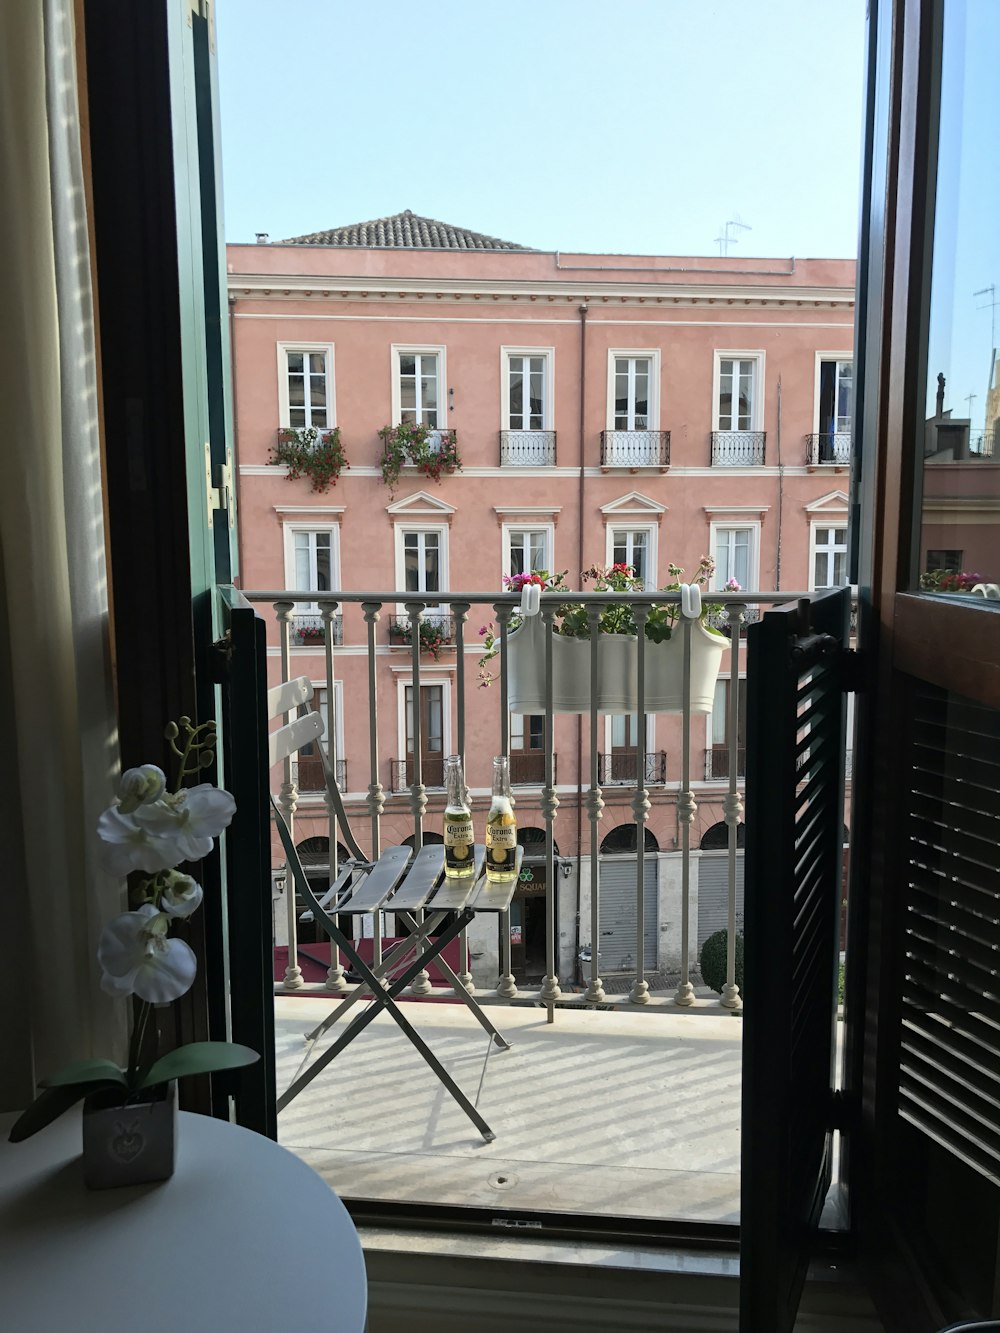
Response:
[[507, 614, 725, 715], [82, 1080, 177, 1189]]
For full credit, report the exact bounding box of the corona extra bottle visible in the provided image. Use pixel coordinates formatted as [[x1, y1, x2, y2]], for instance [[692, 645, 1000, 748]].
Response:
[[485, 755, 517, 881], [443, 755, 475, 878]]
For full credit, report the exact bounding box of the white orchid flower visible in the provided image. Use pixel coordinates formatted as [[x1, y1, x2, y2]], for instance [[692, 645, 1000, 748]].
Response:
[[97, 807, 184, 877], [97, 904, 197, 1004], [132, 784, 236, 862], [160, 871, 204, 918], [116, 765, 167, 814]]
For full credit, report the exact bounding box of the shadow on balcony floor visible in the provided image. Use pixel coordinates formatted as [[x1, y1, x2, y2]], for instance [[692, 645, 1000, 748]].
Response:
[[275, 998, 742, 1225]]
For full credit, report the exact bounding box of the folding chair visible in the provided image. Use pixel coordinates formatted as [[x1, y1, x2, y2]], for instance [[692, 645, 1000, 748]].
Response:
[[269, 685, 520, 1142]]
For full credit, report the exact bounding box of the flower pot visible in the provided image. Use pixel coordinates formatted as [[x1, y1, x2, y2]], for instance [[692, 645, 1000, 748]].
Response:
[[507, 614, 725, 715], [82, 1080, 176, 1189]]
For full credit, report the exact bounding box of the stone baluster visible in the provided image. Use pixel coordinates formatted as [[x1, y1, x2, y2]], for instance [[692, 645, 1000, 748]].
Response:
[[630, 604, 651, 1006], [674, 616, 697, 1007], [584, 604, 605, 1004], [539, 601, 561, 1004]]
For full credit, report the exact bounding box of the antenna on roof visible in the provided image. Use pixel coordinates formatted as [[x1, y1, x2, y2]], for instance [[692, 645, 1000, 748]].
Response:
[[974, 283, 998, 349], [714, 215, 751, 257]]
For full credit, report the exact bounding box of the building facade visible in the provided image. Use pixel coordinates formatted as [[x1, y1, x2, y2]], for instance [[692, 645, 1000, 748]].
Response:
[[227, 213, 856, 985]]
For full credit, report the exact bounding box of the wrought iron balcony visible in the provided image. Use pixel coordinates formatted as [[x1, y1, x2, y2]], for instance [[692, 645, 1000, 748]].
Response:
[[391, 757, 445, 793], [704, 606, 761, 638], [509, 750, 553, 785], [291, 755, 347, 794], [805, 432, 852, 465], [600, 430, 670, 469], [598, 751, 666, 786], [292, 613, 342, 647], [388, 614, 455, 653], [499, 430, 557, 466], [711, 430, 766, 466], [706, 746, 746, 780]]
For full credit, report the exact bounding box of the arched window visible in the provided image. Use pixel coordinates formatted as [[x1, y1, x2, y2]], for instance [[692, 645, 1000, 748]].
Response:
[[600, 824, 659, 854], [700, 821, 745, 850], [401, 831, 444, 848], [518, 826, 560, 857]]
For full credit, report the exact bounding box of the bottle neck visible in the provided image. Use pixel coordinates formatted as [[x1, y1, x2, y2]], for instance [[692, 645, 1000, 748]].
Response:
[[491, 759, 510, 800], [445, 761, 467, 809]]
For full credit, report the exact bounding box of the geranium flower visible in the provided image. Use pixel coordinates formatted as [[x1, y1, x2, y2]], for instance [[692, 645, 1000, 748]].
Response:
[[160, 871, 204, 918], [132, 784, 236, 862], [97, 806, 185, 877], [97, 904, 197, 1003]]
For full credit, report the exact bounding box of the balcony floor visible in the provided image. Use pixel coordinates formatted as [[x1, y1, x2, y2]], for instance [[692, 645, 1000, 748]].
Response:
[[275, 996, 742, 1224]]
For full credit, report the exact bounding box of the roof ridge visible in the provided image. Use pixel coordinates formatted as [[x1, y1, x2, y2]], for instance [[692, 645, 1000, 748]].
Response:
[[281, 209, 533, 251]]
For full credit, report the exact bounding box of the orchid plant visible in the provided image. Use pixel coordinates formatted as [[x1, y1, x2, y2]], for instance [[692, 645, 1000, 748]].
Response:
[[9, 718, 259, 1143], [477, 561, 727, 686]]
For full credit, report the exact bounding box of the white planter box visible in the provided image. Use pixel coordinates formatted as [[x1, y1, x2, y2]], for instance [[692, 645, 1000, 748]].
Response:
[[507, 614, 726, 715]]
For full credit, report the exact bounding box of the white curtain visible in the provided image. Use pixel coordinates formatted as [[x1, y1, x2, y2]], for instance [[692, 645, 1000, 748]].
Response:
[[0, 0, 124, 1108]]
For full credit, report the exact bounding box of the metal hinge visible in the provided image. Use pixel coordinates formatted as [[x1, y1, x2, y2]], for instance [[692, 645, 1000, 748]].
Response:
[[205, 444, 235, 531], [840, 648, 864, 693]]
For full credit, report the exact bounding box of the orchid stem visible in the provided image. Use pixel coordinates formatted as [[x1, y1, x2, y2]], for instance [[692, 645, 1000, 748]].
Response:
[[127, 1001, 152, 1088]]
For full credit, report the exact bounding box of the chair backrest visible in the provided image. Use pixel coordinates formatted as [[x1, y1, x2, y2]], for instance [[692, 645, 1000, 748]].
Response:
[[267, 675, 313, 720]]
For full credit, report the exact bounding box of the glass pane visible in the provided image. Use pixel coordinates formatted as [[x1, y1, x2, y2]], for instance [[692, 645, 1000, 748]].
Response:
[[315, 537, 331, 592], [427, 688, 443, 749], [399, 355, 416, 376], [286, 352, 304, 373], [294, 535, 310, 589], [528, 715, 544, 748], [400, 381, 416, 410], [509, 369, 523, 423], [421, 377, 437, 411], [308, 353, 325, 374], [917, 1, 1000, 588], [288, 378, 305, 408], [510, 713, 524, 748], [712, 680, 728, 745], [424, 544, 439, 593], [405, 688, 414, 750]]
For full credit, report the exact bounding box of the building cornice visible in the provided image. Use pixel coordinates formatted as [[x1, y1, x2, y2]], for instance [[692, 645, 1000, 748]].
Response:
[[227, 272, 854, 310]]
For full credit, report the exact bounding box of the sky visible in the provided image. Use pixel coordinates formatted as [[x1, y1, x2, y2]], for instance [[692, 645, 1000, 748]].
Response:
[[216, 0, 868, 259]]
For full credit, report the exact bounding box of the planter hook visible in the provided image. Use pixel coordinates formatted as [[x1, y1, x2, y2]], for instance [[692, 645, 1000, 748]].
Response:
[[680, 583, 701, 619], [520, 582, 542, 617]]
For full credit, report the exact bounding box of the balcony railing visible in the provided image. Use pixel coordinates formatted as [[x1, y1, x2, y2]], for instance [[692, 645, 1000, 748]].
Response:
[[292, 613, 342, 647], [706, 746, 746, 780], [391, 756, 445, 793], [388, 613, 455, 653], [805, 432, 852, 465], [292, 754, 347, 793], [249, 585, 821, 1011], [711, 430, 766, 465], [499, 430, 557, 466], [599, 751, 666, 785], [600, 429, 670, 468], [509, 750, 552, 785], [970, 429, 996, 457], [704, 605, 761, 638]]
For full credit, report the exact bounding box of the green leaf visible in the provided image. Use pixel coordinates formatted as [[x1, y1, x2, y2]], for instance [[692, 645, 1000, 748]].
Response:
[[139, 1041, 260, 1088], [41, 1058, 128, 1089], [8, 1080, 127, 1142]]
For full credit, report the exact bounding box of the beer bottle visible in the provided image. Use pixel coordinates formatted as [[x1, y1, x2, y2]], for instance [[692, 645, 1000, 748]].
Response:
[[486, 755, 517, 882], [443, 755, 475, 878]]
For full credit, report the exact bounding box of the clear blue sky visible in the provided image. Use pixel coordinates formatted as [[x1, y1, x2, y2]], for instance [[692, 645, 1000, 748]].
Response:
[[216, 0, 867, 258]]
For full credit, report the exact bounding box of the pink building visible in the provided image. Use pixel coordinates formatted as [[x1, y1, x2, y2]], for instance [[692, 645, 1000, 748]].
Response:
[[227, 212, 855, 985]]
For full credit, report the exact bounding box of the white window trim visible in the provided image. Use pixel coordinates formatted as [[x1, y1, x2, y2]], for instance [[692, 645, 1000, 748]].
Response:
[[605, 348, 661, 431], [808, 521, 849, 591], [501, 522, 555, 581], [712, 350, 765, 431], [709, 520, 761, 591], [812, 351, 854, 434], [706, 671, 747, 763], [391, 343, 447, 428], [602, 714, 656, 760], [604, 521, 658, 590], [393, 521, 449, 615], [396, 677, 452, 765], [500, 346, 555, 431], [281, 521, 341, 613], [276, 341, 336, 429]]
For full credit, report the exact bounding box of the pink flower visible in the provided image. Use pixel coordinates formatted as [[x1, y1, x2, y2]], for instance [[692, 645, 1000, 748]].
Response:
[[479, 625, 489, 636], [724, 578, 742, 591]]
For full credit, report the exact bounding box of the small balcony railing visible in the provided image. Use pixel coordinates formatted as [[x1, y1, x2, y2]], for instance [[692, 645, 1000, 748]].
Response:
[[509, 750, 552, 785], [292, 754, 347, 793], [388, 614, 455, 653], [598, 751, 666, 785], [970, 429, 996, 457], [600, 430, 670, 468], [391, 756, 445, 793], [499, 430, 557, 466], [805, 432, 852, 465], [706, 746, 746, 780], [292, 613, 343, 647], [711, 430, 766, 466], [704, 605, 761, 638]]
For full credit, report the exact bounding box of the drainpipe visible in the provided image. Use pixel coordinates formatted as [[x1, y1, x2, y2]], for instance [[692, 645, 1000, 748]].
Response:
[[775, 375, 783, 590], [575, 303, 588, 965]]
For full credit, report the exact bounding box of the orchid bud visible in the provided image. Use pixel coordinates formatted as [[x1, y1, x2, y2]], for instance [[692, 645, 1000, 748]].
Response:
[[117, 765, 167, 814]]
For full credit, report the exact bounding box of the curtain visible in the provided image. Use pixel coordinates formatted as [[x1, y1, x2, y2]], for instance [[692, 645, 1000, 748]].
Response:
[[0, 0, 123, 1108]]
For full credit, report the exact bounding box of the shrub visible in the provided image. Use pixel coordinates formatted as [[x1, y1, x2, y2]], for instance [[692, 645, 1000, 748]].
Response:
[[699, 928, 744, 995], [377, 423, 460, 493], [271, 427, 348, 492]]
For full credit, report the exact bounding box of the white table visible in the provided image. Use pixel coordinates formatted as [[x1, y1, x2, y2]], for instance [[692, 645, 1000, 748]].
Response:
[[0, 1109, 367, 1332]]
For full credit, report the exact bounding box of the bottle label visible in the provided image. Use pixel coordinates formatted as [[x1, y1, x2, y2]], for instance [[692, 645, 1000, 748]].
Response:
[[444, 818, 474, 846], [487, 824, 516, 849]]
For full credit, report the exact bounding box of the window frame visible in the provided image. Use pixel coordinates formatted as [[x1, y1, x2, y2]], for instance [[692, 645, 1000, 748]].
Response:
[[500, 345, 554, 432], [393, 521, 449, 615], [812, 352, 855, 434], [712, 350, 764, 432], [709, 520, 761, 591], [502, 522, 554, 581], [605, 348, 661, 432], [605, 522, 658, 589], [391, 343, 446, 429], [809, 522, 849, 590], [276, 341, 336, 431], [396, 677, 452, 764], [281, 521, 341, 614]]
